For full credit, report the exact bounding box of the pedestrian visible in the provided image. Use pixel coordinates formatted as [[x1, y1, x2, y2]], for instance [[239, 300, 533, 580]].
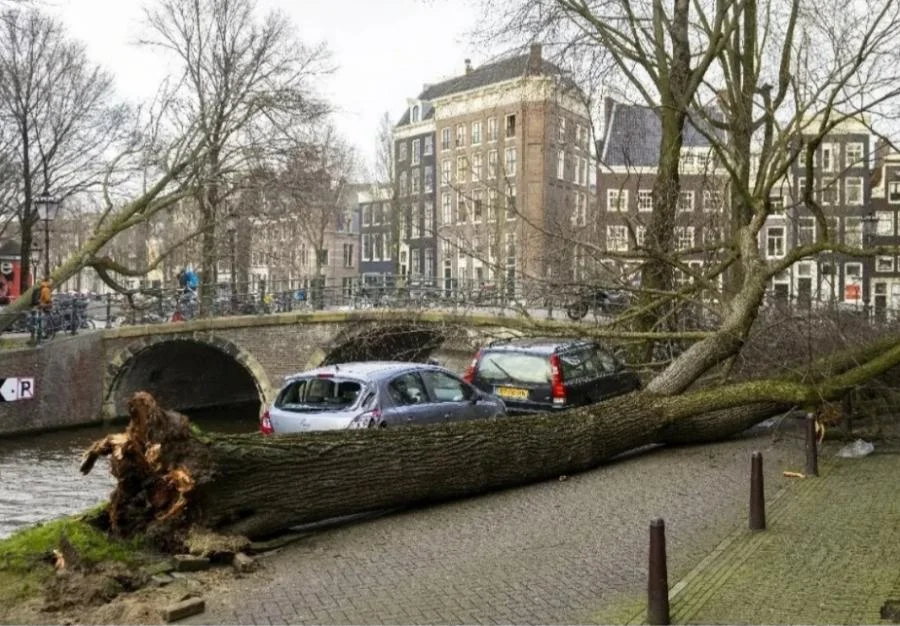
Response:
[[38, 277, 53, 312]]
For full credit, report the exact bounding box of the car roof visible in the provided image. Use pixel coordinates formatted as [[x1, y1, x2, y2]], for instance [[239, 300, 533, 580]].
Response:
[[284, 361, 442, 382], [482, 337, 595, 355]]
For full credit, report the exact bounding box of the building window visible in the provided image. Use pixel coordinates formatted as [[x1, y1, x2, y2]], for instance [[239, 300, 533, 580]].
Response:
[[769, 195, 784, 213], [844, 216, 861, 247], [875, 256, 895, 272], [399, 142, 407, 162], [410, 168, 420, 194], [456, 192, 467, 223], [703, 227, 722, 244], [441, 159, 452, 186], [571, 192, 586, 227], [675, 226, 695, 251], [424, 206, 433, 236], [558, 117, 566, 142], [877, 210, 895, 236], [399, 171, 408, 196], [411, 207, 421, 239], [703, 190, 722, 212], [504, 147, 517, 176], [412, 249, 421, 276], [374, 232, 384, 260], [637, 189, 653, 212], [424, 135, 433, 156], [424, 248, 434, 277], [441, 192, 452, 225], [362, 234, 372, 261], [579, 157, 587, 186], [471, 153, 483, 183], [441, 128, 451, 151], [557, 149, 565, 180], [821, 143, 838, 172], [822, 178, 838, 205], [424, 165, 434, 193], [488, 189, 497, 221], [889, 182, 900, 204], [473, 190, 483, 223], [845, 262, 862, 280], [317, 249, 329, 266], [342, 243, 354, 268], [487, 117, 497, 141], [372, 204, 382, 225], [678, 191, 695, 212], [487, 150, 498, 179], [505, 114, 516, 138], [766, 226, 785, 258], [411, 105, 420, 123], [456, 124, 466, 148], [606, 225, 628, 252], [411, 139, 421, 165], [797, 217, 816, 246], [362, 205, 372, 226], [845, 142, 863, 167], [506, 186, 516, 219], [607, 189, 628, 211], [635, 226, 647, 247], [457, 155, 470, 183], [471, 121, 482, 145]]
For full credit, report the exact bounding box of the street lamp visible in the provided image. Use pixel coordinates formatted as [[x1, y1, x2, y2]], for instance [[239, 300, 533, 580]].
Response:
[[861, 211, 879, 318], [33, 191, 61, 280], [225, 213, 237, 313]]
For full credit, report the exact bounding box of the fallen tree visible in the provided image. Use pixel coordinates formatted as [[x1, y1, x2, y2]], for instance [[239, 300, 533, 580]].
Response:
[[80, 332, 900, 544]]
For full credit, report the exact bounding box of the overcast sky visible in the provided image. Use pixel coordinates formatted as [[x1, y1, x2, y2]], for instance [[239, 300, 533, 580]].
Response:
[[46, 0, 495, 177]]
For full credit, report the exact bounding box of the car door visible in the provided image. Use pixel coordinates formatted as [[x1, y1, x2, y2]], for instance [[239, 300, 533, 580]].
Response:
[[557, 347, 599, 406], [420, 369, 487, 422], [382, 371, 443, 425], [588, 345, 632, 399]]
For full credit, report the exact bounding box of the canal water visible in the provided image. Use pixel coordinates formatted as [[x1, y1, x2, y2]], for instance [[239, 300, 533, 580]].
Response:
[[0, 402, 260, 539]]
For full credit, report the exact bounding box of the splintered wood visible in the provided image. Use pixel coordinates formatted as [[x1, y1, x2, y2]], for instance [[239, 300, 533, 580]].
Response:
[[81, 391, 196, 536]]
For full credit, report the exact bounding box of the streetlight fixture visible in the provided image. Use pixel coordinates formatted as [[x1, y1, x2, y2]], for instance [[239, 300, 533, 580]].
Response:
[[861, 211, 879, 318], [33, 191, 61, 280], [225, 212, 238, 313]]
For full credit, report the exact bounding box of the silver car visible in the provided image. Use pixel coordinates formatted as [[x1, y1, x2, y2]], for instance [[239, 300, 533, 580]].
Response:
[[260, 361, 507, 434]]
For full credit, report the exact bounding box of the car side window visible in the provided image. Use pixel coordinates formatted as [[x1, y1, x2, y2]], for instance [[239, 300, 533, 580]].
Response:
[[421, 370, 469, 402], [592, 347, 618, 373], [387, 372, 429, 406], [560, 349, 598, 380]]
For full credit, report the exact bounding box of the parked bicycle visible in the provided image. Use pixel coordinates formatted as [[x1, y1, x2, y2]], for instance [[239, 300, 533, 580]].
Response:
[[566, 288, 630, 321]]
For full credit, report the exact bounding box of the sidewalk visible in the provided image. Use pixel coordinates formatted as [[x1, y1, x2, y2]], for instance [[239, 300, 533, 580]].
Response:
[[625, 441, 900, 625]]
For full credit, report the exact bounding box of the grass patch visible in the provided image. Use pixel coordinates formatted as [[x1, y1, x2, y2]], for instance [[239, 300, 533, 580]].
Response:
[[0, 506, 148, 607]]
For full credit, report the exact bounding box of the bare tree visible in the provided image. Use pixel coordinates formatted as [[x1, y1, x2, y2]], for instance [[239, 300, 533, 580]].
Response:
[[0, 8, 127, 292], [142, 0, 330, 313]]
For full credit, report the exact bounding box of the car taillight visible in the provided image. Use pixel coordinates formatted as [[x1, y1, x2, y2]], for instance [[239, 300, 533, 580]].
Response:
[[462, 350, 482, 383], [549, 354, 566, 404], [259, 409, 274, 435]]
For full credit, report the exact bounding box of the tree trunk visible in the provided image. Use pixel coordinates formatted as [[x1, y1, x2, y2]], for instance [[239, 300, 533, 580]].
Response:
[[81, 390, 789, 544]]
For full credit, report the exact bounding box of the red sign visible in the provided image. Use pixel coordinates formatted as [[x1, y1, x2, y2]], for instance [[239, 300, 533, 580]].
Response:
[[845, 283, 861, 300]]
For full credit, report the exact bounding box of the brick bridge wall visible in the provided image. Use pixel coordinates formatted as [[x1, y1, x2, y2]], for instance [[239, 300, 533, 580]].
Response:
[[1, 310, 572, 435]]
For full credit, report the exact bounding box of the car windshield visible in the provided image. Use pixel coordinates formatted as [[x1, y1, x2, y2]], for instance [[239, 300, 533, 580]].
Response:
[[275, 377, 364, 411], [476, 352, 552, 384]]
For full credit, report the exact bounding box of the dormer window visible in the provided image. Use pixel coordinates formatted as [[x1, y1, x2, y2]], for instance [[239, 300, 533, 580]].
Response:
[[411, 105, 420, 123]]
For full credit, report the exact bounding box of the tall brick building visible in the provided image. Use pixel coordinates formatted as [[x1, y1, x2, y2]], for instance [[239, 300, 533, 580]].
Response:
[[392, 44, 595, 296]]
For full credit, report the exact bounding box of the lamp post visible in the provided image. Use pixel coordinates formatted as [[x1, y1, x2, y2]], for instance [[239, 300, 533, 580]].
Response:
[[226, 213, 237, 314], [861, 211, 879, 319], [33, 191, 61, 280]]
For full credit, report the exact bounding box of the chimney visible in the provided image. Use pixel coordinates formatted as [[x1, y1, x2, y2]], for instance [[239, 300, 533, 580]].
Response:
[[465, 59, 473, 74], [526, 43, 542, 75]]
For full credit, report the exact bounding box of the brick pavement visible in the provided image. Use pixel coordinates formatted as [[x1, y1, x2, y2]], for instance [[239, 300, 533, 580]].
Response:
[[184, 425, 822, 625], [622, 440, 900, 625]]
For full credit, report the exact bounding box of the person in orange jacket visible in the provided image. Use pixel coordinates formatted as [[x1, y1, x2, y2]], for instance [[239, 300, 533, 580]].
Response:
[[38, 278, 53, 312]]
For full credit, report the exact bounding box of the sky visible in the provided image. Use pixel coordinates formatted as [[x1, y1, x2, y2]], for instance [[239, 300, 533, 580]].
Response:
[[45, 0, 496, 177]]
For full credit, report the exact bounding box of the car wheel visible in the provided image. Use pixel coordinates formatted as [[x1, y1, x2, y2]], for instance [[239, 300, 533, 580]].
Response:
[[567, 301, 588, 320]]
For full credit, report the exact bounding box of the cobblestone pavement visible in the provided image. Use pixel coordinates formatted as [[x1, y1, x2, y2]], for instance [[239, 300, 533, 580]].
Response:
[[623, 439, 900, 625], [185, 424, 821, 625]]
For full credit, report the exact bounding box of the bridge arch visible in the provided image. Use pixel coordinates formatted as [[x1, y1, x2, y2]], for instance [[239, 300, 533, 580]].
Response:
[[103, 334, 273, 420]]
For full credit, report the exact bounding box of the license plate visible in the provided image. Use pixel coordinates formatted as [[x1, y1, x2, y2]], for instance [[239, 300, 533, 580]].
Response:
[[496, 386, 529, 400]]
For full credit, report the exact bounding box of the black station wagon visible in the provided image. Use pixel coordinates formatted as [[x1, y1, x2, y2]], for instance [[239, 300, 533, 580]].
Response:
[[462, 337, 641, 415]]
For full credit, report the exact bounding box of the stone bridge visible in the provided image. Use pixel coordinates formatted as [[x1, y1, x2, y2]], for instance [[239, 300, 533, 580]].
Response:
[[0, 310, 587, 436]]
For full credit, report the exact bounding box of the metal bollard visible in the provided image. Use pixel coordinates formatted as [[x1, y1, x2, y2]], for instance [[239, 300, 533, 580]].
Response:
[[647, 518, 670, 625], [749, 451, 766, 531], [805, 413, 819, 477]]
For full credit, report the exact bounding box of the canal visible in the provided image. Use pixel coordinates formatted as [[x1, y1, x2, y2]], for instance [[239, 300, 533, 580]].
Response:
[[0, 402, 260, 539]]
